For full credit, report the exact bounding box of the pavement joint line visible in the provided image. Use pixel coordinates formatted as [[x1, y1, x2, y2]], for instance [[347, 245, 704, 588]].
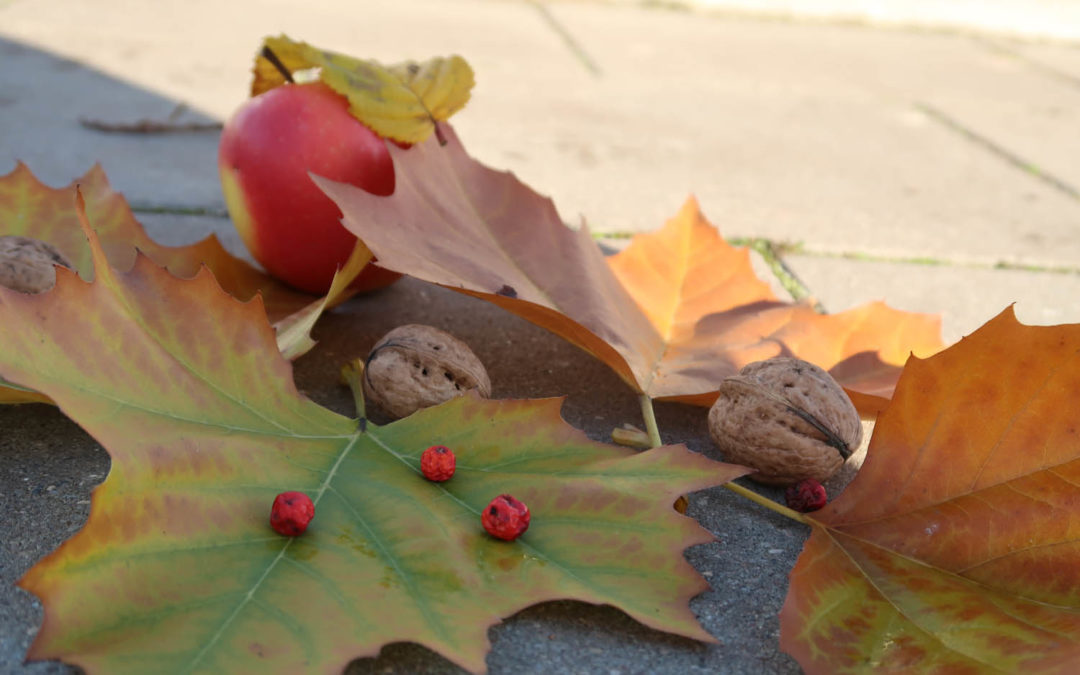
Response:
[[745, 238, 825, 311], [785, 245, 1080, 276], [130, 204, 230, 218], [594, 232, 825, 310], [598, 231, 1080, 276], [972, 36, 1080, 91], [528, 0, 604, 78], [915, 101, 1080, 202], [606, 1, 1080, 46]]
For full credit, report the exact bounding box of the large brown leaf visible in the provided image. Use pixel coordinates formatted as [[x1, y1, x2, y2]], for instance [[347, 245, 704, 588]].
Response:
[[315, 127, 943, 414], [781, 307, 1080, 672]]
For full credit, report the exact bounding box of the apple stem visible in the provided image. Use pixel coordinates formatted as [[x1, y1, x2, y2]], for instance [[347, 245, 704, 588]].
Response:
[[261, 46, 295, 83]]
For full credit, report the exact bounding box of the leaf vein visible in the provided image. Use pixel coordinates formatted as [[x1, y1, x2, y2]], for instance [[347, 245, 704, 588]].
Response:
[[182, 432, 362, 672]]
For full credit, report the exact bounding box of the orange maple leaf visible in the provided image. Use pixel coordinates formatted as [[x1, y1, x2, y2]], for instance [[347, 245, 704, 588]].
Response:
[[315, 126, 944, 414]]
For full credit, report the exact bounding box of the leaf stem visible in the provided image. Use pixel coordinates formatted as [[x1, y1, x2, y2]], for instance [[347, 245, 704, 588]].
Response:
[[611, 426, 651, 449], [723, 481, 808, 524], [638, 394, 808, 525], [261, 46, 295, 83], [639, 395, 690, 513], [638, 394, 663, 448], [340, 360, 367, 422]]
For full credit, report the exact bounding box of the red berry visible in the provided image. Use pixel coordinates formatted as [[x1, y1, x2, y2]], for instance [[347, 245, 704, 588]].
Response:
[[270, 491, 315, 536], [785, 479, 827, 513], [482, 494, 530, 541], [421, 445, 456, 482]]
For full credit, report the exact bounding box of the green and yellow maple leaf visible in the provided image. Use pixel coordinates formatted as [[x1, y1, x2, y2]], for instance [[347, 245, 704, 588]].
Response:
[[1, 192, 746, 674], [782, 307, 1080, 673], [252, 35, 474, 144]]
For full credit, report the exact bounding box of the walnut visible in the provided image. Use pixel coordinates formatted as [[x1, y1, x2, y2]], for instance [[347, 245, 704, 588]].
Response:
[[707, 357, 862, 486], [362, 324, 491, 420], [0, 235, 72, 294]]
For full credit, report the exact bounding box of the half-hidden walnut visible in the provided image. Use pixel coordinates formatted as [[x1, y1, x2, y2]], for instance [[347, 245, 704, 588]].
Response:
[[0, 235, 72, 294], [363, 324, 491, 420]]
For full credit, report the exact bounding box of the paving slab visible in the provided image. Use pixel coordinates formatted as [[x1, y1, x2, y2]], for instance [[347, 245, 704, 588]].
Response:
[[135, 212, 248, 259], [3, 1, 1079, 267], [1015, 41, 1080, 79], [0, 0, 578, 208], [908, 39, 1080, 201], [547, 5, 1080, 263], [0, 36, 223, 209], [602, 0, 1080, 42], [0, 0, 573, 122]]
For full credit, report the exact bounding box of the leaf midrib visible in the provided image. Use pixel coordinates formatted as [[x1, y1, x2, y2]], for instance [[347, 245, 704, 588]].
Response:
[[816, 525, 1078, 672], [181, 432, 362, 674], [50, 376, 350, 441], [97, 252, 341, 437], [363, 426, 684, 625]]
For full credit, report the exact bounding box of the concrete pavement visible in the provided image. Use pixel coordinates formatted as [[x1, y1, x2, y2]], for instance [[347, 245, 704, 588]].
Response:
[[603, 0, 1080, 42], [2, 0, 1079, 672]]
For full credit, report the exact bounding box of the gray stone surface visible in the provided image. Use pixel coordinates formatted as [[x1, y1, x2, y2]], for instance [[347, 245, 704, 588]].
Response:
[[4, 1, 1080, 264], [0, 36, 223, 210], [1, 0, 1078, 672], [606, 0, 1080, 42], [1015, 41, 1080, 79], [532, 6, 1080, 265], [136, 212, 249, 260], [910, 37, 1080, 199]]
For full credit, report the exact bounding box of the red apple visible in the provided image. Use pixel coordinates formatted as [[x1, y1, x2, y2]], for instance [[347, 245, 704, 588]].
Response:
[[218, 82, 401, 294]]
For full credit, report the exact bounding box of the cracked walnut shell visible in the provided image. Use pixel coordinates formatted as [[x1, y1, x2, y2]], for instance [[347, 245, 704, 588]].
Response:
[[707, 357, 861, 486], [0, 235, 73, 294], [362, 324, 491, 420]]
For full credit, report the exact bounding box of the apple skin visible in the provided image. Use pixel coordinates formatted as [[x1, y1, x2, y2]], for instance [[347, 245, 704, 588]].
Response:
[[219, 82, 401, 294]]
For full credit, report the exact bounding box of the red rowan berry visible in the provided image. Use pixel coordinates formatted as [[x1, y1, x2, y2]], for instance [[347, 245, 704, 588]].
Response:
[[270, 491, 315, 536], [785, 479, 827, 513], [421, 445, 456, 482], [482, 494, 530, 541]]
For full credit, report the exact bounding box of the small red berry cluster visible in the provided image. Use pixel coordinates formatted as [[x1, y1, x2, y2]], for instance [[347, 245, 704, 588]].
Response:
[[420, 445, 530, 541], [269, 444, 530, 541]]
